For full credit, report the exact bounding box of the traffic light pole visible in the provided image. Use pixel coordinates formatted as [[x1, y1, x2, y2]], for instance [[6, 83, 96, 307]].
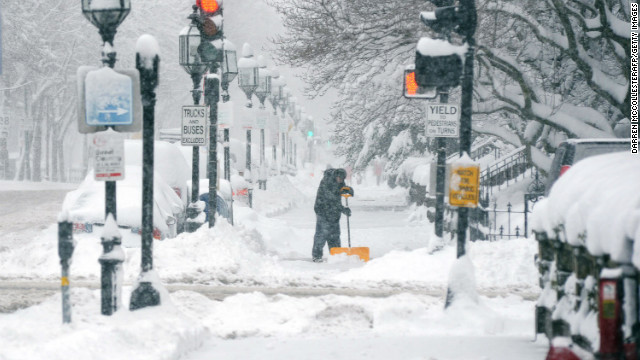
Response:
[[455, 0, 476, 259], [434, 91, 449, 238]]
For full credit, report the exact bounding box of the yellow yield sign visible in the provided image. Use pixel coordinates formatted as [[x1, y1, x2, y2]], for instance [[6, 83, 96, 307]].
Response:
[[449, 164, 480, 208]]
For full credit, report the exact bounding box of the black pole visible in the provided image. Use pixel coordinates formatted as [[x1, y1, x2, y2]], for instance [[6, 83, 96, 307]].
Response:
[[130, 48, 161, 311], [105, 181, 116, 219], [58, 219, 74, 323], [224, 128, 230, 180], [281, 132, 285, 161], [435, 91, 449, 238], [191, 73, 202, 204], [140, 63, 156, 273], [186, 73, 204, 233], [98, 40, 121, 317], [246, 129, 252, 177], [260, 129, 265, 165], [456, 0, 477, 259], [205, 74, 220, 228]]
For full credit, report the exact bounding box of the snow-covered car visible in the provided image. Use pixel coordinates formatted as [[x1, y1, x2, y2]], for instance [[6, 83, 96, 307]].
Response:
[[198, 178, 233, 223], [544, 138, 630, 195], [124, 139, 190, 232], [62, 165, 185, 245], [532, 151, 639, 356]]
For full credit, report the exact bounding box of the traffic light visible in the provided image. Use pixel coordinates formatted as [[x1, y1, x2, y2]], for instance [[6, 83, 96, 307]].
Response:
[[403, 68, 437, 99], [413, 0, 475, 89], [307, 130, 313, 138], [414, 38, 464, 88], [196, 0, 223, 41], [420, 6, 459, 35], [420, 3, 476, 38]]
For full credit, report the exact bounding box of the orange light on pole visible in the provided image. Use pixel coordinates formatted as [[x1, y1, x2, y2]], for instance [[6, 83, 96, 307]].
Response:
[[405, 71, 418, 96], [196, 0, 220, 14], [403, 68, 437, 99]]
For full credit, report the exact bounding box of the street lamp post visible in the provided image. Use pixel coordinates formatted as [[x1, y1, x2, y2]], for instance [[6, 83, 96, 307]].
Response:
[[80, 0, 130, 316], [270, 72, 285, 167], [254, 56, 271, 174], [238, 43, 259, 206], [279, 89, 290, 170], [129, 35, 162, 311], [179, 7, 208, 233], [221, 39, 238, 182]]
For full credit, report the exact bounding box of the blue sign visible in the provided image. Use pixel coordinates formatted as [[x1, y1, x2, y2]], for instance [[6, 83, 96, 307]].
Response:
[[85, 68, 133, 126]]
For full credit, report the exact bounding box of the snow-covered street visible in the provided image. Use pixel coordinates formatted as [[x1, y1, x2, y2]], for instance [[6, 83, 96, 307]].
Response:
[[2, 0, 633, 358], [0, 173, 548, 359]]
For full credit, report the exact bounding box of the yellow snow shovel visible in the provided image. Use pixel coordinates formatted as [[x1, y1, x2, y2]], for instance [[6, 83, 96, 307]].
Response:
[[330, 186, 370, 262]]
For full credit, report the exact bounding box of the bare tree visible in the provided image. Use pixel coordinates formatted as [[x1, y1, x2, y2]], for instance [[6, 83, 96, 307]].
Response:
[[269, 0, 632, 172]]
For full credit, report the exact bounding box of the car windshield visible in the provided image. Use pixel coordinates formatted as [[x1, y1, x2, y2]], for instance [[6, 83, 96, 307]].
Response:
[[575, 143, 630, 161]]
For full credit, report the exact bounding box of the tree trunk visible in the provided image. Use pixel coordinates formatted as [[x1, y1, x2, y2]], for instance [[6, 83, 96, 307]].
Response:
[[58, 135, 66, 183], [32, 100, 43, 182], [51, 123, 59, 182], [45, 98, 52, 181]]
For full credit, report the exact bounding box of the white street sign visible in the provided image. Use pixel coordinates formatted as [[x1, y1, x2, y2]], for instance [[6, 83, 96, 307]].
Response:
[[256, 111, 268, 130], [93, 130, 124, 181], [425, 103, 460, 138], [218, 101, 233, 128], [181, 105, 208, 146]]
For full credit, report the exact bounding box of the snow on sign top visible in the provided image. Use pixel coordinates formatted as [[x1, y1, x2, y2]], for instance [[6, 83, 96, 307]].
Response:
[[451, 152, 477, 166], [417, 38, 468, 58]]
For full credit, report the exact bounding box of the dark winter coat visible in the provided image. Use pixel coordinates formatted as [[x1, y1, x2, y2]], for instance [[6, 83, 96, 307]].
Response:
[[314, 168, 346, 222]]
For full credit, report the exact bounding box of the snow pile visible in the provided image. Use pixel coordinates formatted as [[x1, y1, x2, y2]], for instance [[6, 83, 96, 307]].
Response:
[[0, 285, 542, 360], [0, 288, 207, 360], [337, 238, 538, 292], [154, 220, 288, 286], [531, 152, 639, 265]]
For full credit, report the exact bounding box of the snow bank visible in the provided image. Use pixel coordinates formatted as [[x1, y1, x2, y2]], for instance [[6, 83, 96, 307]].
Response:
[[0, 288, 207, 360]]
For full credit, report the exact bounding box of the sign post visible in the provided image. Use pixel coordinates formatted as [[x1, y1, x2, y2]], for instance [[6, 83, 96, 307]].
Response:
[[429, 93, 455, 239]]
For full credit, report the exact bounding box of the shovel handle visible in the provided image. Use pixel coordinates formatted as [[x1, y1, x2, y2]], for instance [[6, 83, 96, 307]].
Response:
[[345, 197, 351, 248]]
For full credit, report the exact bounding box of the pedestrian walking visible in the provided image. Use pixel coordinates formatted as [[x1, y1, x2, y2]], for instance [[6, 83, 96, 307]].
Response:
[[312, 168, 352, 262]]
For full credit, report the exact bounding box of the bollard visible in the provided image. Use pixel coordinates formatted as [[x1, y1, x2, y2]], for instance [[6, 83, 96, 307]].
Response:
[[58, 215, 74, 324], [186, 201, 205, 232], [98, 214, 125, 316]]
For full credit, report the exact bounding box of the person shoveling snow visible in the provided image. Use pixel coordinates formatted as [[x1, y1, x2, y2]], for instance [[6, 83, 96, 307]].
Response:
[[311, 168, 352, 262]]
